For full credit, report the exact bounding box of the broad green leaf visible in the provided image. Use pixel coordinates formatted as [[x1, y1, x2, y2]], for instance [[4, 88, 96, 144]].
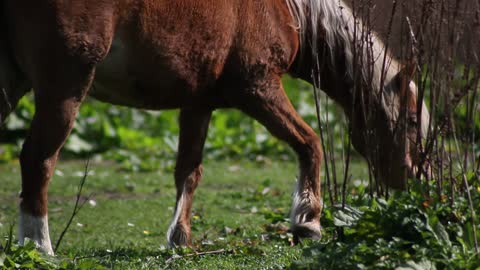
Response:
[[395, 260, 436, 270]]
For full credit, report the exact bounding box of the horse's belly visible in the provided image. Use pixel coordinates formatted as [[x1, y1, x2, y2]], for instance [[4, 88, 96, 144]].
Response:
[[90, 39, 187, 110]]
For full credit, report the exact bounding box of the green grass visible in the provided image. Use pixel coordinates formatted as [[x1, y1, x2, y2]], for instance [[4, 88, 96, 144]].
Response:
[[2, 157, 478, 269], [0, 158, 368, 269]]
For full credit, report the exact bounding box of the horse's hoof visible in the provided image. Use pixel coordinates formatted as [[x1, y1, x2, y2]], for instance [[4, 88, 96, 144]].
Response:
[[167, 225, 191, 248], [291, 222, 321, 245], [37, 242, 55, 256]]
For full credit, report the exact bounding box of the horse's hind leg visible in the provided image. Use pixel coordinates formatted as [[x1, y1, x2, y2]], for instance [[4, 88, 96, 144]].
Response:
[[19, 63, 94, 255], [228, 76, 322, 241], [167, 108, 212, 247]]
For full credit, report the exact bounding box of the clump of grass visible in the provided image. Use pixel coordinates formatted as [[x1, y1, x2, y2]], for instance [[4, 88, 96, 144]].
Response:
[[0, 224, 57, 269], [292, 181, 480, 269]]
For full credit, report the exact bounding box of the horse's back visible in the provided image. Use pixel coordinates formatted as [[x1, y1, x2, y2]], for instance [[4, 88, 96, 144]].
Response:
[[5, 0, 298, 109], [92, 0, 238, 108]]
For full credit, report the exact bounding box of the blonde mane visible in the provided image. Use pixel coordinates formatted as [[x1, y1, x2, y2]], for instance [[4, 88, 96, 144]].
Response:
[[285, 0, 399, 89], [285, 0, 429, 137]]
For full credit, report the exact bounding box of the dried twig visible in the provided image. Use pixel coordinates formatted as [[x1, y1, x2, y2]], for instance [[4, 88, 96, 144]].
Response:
[[54, 159, 93, 252], [311, 66, 335, 206], [165, 249, 229, 264]]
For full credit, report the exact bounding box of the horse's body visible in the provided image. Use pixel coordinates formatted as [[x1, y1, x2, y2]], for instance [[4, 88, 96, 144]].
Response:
[[0, 0, 429, 255], [92, 1, 297, 111]]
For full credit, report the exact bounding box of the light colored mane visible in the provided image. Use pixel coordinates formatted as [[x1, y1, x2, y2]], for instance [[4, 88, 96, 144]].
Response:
[[285, 0, 429, 137], [285, 0, 398, 92]]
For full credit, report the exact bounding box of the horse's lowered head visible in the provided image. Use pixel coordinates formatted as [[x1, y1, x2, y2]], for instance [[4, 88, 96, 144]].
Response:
[[350, 61, 431, 189]]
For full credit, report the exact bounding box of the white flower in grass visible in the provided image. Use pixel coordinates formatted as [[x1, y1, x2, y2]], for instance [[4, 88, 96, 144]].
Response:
[[88, 200, 97, 207]]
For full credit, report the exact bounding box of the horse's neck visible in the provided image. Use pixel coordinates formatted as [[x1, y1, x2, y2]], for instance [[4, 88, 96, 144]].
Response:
[[317, 52, 401, 123], [288, 0, 402, 116]]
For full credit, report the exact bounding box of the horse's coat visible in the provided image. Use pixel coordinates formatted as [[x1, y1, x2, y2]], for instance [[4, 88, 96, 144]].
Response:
[[0, 0, 429, 255]]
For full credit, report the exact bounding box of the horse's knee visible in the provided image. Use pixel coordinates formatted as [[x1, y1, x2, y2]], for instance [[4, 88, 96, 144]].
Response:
[[174, 164, 203, 192], [296, 134, 322, 165], [20, 144, 54, 177], [310, 135, 322, 158]]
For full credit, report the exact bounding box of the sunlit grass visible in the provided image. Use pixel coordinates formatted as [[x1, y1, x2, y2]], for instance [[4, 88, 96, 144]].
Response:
[[1, 158, 368, 269]]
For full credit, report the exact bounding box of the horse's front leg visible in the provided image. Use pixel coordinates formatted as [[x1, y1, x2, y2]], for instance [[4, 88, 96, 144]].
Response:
[[19, 66, 95, 255], [167, 108, 212, 247], [227, 75, 323, 243]]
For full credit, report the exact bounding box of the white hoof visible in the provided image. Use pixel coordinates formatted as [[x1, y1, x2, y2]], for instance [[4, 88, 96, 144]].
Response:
[[18, 211, 54, 256]]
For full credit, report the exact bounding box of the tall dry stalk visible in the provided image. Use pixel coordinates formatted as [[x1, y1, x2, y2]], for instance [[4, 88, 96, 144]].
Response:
[[317, 2, 479, 248]]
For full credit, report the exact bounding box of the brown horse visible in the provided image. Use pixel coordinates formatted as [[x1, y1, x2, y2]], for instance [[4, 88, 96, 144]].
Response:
[[0, 0, 429, 255]]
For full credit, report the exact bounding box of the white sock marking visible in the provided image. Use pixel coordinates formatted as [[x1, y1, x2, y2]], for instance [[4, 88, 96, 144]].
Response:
[[19, 210, 54, 256], [167, 188, 186, 247], [290, 181, 322, 226]]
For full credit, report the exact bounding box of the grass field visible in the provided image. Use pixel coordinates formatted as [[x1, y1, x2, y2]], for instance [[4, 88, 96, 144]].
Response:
[[0, 158, 369, 269]]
